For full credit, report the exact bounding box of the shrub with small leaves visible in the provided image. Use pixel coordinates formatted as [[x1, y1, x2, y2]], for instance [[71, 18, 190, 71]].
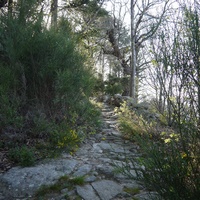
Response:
[[116, 103, 200, 200], [115, 101, 150, 139], [50, 125, 80, 152], [9, 146, 35, 167]]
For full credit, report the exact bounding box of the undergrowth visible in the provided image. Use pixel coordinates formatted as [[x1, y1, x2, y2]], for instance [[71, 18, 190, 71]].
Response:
[[0, 1, 102, 168], [116, 101, 200, 200]]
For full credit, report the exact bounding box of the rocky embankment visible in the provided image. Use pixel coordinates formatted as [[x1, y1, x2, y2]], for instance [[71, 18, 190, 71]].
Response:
[[0, 103, 157, 200]]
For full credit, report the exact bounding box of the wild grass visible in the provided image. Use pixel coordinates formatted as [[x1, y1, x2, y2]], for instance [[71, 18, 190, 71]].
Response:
[[116, 101, 200, 200]]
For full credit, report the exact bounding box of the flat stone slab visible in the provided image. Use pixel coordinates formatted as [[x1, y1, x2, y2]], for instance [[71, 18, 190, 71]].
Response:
[[134, 192, 160, 200], [93, 142, 129, 153], [96, 164, 115, 177], [111, 130, 122, 136], [0, 159, 78, 198], [76, 184, 100, 200], [73, 164, 92, 177], [105, 120, 117, 124], [92, 180, 123, 200]]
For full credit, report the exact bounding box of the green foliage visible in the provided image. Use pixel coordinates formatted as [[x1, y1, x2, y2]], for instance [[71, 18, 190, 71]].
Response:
[[50, 126, 80, 152], [49, 99, 101, 153], [0, 94, 24, 128], [93, 75, 105, 95], [0, 1, 94, 107], [115, 101, 151, 139], [105, 82, 123, 95], [117, 103, 200, 200], [73, 0, 108, 18], [8, 146, 35, 167], [104, 75, 130, 96], [32, 114, 54, 136], [35, 182, 63, 197], [105, 76, 123, 95], [0, 0, 101, 160], [134, 135, 200, 200], [76, 99, 102, 130], [0, 65, 23, 128], [68, 176, 85, 185]]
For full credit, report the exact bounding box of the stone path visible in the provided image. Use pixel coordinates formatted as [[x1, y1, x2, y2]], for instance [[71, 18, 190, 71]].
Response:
[[0, 103, 157, 200]]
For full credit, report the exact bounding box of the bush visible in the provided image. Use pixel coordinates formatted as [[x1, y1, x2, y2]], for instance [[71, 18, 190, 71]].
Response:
[[50, 99, 102, 153], [133, 135, 200, 200], [105, 82, 123, 95], [93, 75, 105, 96], [0, 1, 101, 158], [0, 65, 24, 128], [117, 103, 200, 200], [50, 127, 80, 152], [9, 146, 35, 167], [115, 101, 154, 139], [104, 75, 123, 95], [0, 94, 24, 128]]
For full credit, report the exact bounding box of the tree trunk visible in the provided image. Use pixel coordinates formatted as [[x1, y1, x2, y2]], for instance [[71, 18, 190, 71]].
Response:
[[130, 0, 136, 99], [195, 10, 200, 125]]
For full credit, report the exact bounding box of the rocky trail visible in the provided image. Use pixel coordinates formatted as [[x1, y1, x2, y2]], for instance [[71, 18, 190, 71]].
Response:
[[0, 103, 157, 200]]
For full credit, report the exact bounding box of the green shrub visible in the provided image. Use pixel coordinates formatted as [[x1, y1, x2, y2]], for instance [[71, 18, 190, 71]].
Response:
[[0, 65, 23, 128], [93, 75, 105, 95], [0, 1, 100, 155], [51, 129, 80, 151], [115, 101, 151, 139], [31, 113, 55, 137], [132, 135, 200, 200], [104, 75, 123, 95], [104, 75, 129, 95], [0, 95, 24, 128], [0, 1, 103, 169], [117, 103, 200, 200], [105, 82, 123, 95], [74, 99, 102, 130], [49, 116, 81, 153], [9, 146, 35, 167]]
